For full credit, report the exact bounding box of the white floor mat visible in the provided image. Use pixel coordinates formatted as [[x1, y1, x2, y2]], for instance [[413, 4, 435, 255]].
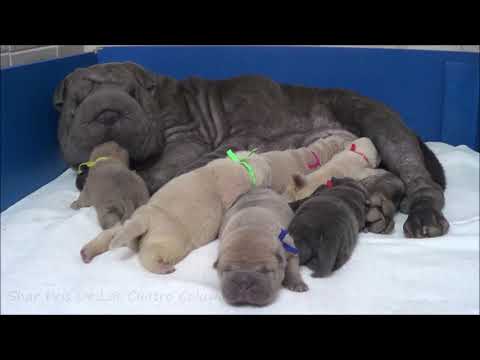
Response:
[[1, 142, 479, 314]]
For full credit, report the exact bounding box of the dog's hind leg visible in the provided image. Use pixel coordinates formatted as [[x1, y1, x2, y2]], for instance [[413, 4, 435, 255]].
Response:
[[96, 205, 122, 229], [80, 224, 122, 264], [109, 214, 149, 252]]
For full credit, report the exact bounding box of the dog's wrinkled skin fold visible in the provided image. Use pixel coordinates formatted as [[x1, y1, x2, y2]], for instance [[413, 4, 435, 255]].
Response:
[[55, 62, 448, 238]]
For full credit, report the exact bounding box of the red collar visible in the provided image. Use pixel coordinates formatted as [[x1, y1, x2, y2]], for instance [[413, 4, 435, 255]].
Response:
[[307, 151, 321, 169], [350, 143, 372, 167]]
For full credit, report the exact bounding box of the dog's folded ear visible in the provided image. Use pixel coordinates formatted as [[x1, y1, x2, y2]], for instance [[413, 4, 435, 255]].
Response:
[[53, 78, 67, 112], [213, 259, 219, 269], [292, 173, 307, 190], [123, 62, 156, 92]]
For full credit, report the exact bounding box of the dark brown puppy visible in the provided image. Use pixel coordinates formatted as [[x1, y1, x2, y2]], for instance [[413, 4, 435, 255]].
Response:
[[71, 141, 150, 231], [288, 177, 369, 278]]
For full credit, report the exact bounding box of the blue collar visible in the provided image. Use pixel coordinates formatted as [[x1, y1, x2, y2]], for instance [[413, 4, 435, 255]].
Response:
[[278, 228, 299, 255]]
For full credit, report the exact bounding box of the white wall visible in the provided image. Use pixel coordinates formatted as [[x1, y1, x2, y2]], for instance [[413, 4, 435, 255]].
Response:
[[84, 45, 480, 53]]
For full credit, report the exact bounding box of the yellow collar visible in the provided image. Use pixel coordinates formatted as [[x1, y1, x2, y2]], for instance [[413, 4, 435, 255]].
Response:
[[77, 157, 111, 174]]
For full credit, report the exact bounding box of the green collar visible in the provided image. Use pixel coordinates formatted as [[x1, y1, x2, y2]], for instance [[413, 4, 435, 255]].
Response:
[[226, 148, 257, 186], [77, 156, 111, 174]]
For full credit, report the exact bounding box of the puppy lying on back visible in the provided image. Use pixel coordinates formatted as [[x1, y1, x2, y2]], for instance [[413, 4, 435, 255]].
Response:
[[71, 141, 149, 231], [80, 133, 355, 273], [284, 137, 380, 202], [288, 177, 370, 278], [215, 188, 308, 306]]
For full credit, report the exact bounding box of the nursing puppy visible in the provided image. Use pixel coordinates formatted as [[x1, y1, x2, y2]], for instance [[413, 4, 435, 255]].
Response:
[[288, 177, 369, 278], [80, 152, 272, 271], [80, 134, 354, 273], [71, 141, 149, 230], [284, 137, 380, 202], [215, 188, 308, 306], [262, 130, 357, 194]]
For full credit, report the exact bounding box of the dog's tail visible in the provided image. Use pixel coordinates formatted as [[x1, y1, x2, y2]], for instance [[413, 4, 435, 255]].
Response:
[[417, 135, 446, 190]]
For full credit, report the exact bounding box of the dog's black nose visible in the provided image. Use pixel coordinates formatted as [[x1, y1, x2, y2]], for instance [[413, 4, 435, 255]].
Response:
[[96, 110, 121, 126]]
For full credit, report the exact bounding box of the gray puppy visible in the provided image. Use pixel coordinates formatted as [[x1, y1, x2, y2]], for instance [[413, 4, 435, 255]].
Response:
[[71, 141, 150, 234], [214, 188, 308, 306], [288, 177, 369, 278]]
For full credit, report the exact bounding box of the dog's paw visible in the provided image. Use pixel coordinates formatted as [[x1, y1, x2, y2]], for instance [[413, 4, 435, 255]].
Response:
[[365, 192, 396, 234], [283, 279, 309, 292], [403, 207, 449, 238], [70, 200, 81, 210], [80, 247, 92, 264]]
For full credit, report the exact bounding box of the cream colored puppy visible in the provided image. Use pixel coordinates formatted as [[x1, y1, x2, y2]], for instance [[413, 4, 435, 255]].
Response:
[[284, 137, 381, 202]]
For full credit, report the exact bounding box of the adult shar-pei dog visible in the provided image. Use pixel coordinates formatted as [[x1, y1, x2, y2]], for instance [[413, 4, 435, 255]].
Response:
[[53, 62, 448, 238]]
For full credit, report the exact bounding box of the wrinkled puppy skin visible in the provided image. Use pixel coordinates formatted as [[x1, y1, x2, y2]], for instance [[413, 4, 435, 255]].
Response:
[[288, 177, 369, 278], [71, 141, 150, 231], [284, 137, 381, 202], [215, 188, 308, 306]]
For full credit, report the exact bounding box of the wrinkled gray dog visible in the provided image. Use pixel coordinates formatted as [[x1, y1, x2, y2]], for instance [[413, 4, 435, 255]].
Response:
[[54, 62, 448, 238], [215, 188, 308, 306]]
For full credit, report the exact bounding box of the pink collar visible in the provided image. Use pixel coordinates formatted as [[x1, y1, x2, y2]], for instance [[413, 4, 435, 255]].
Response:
[[307, 151, 321, 169]]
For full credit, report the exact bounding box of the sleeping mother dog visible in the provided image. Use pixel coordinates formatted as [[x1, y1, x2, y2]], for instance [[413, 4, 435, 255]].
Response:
[[53, 62, 448, 238]]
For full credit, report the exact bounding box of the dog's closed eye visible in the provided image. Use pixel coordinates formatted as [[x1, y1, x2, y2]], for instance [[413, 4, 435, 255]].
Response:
[[259, 266, 274, 274]]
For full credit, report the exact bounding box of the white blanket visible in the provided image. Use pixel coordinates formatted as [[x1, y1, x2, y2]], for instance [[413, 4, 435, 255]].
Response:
[[1, 142, 479, 314]]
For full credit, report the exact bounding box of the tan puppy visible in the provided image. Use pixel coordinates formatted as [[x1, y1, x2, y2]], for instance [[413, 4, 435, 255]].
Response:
[[215, 188, 308, 306], [262, 131, 357, 194], [285, 137, 381, 202], [80, 152, 272, 272], [71, 141, 149, 230], [80, 133, 355, 273]]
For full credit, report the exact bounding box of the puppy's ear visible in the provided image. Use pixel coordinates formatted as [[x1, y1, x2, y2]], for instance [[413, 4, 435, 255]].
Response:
[[53, 78, 68, 112], [213, 259, 219, 269], [289, 198, 306, 211], [292, 174, 307, 190], [123, 62, 156, 91]]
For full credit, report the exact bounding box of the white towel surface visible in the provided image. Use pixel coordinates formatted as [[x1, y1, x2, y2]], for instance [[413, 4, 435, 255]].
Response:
[[1, 142, 479, 314]]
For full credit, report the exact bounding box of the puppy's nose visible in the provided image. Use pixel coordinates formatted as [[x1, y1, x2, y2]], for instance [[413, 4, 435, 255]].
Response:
[[232, 273, 255, 292], [96, 110, 121, 125]]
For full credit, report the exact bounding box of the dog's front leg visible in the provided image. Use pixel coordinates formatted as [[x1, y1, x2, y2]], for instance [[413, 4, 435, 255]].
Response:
[[70, 190, 91, 210]]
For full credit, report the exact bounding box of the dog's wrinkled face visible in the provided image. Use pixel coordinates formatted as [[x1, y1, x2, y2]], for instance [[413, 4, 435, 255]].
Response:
[[214, 231, 286, 306], [54, 62, 167, 181]]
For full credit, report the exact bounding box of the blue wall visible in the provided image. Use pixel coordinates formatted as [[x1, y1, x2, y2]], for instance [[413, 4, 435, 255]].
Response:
[[1, 46, 478, 212], [1, 53, 97, 211], [99, 46, 479, 149]]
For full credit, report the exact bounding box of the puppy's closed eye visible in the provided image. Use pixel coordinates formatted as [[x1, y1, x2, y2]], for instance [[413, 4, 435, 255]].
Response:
[[259, 266, 275, 274]]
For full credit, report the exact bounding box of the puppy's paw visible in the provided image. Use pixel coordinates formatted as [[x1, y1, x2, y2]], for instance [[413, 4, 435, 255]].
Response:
[[283, 279, 309, 292], [365, 192, 396, 234], [80, 247, 93, 264], [70, 200, 81, 210]]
